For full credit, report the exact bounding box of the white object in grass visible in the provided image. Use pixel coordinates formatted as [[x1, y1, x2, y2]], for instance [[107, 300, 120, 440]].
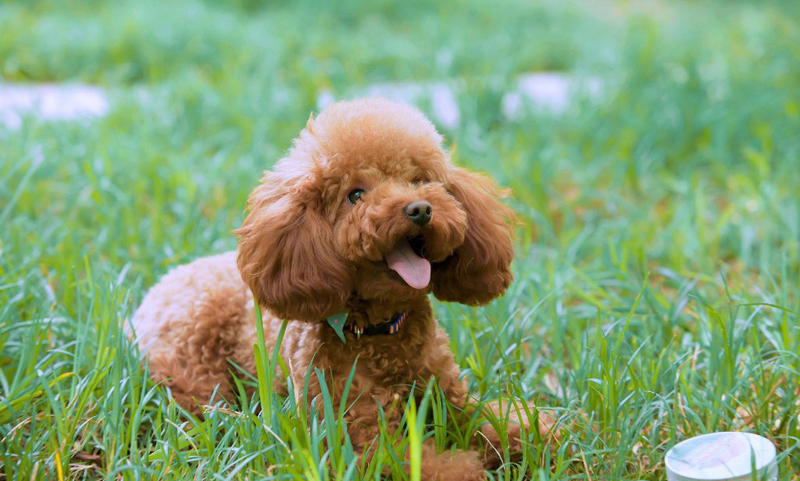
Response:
[[0, 83, 109, 129], [501, 72, 603, 119], [665, 432, 778, 481]]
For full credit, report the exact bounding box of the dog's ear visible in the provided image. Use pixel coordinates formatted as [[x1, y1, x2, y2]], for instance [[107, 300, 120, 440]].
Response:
[[432, 166, 514, 305], [236, 174, 350, 322]]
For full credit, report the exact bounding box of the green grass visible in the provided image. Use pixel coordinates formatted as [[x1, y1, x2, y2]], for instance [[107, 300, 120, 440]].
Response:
[[1, 0, 799, 479]]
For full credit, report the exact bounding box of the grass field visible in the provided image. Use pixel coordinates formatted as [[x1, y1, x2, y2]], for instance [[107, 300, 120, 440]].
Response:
[[2, 0, 800, 479]]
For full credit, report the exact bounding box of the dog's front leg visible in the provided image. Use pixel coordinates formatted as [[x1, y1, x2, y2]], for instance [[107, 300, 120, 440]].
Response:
[[472, 399, 561, 469], [336, 386, 485, 481], [425, 329, 559, 470]]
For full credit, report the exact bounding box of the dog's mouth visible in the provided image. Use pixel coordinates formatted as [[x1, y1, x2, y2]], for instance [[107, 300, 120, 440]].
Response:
[[385, 235, 430, 290]]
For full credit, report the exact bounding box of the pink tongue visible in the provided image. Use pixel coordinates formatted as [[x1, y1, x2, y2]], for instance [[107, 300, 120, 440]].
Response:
[[385, 239, 431, 290]]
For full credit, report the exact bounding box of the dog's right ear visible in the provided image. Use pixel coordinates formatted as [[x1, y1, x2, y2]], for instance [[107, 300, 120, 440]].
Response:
[[235, 173, 350, 322]]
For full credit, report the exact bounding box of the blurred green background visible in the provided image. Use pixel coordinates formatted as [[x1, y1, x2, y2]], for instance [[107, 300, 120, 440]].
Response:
[[1, 0, 799, 479]]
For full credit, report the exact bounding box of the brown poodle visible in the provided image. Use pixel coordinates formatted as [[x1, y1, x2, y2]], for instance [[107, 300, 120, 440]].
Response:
[[132, 97, 543, 480]]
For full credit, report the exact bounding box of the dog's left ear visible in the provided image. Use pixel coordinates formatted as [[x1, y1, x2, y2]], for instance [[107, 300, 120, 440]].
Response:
[[236, 173, 351, 322], [432, 166, 515, 305]]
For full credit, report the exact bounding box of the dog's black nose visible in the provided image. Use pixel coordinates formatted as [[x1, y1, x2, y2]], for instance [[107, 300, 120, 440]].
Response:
[[404, 201, 432, 226]]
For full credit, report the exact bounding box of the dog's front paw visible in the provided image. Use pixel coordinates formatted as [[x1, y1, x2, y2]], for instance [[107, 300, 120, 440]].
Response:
[[419, 444, 486, 481], [476, 400, 560, 469]]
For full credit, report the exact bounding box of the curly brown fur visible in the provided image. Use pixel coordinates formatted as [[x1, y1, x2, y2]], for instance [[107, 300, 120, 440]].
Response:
[[133, 98, 533, 480]]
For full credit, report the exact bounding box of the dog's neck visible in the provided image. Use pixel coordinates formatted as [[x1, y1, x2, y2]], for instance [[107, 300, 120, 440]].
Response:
[[344, 295, 431, 327]]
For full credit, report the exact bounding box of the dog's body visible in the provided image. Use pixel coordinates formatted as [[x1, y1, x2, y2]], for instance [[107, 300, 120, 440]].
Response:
[[133, 98, 524, 480]]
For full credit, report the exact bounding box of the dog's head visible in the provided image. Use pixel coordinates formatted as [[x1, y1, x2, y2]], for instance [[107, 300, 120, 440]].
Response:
[[236, 98, 514, 322]]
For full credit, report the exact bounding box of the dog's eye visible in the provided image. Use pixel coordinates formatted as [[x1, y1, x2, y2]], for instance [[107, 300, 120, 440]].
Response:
[[412, 177, 428, 185], [347, 189, 365, 205]]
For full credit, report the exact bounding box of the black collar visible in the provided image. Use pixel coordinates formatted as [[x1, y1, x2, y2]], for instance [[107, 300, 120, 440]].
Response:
[[326, 311, 408, 343], [346, 311, 408, 337]]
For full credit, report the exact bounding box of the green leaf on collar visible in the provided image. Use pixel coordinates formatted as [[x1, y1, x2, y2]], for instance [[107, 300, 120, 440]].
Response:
[[326, 312, 348, 343]]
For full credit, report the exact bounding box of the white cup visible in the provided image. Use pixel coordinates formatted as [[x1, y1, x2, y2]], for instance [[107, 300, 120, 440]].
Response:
[[665, 432, 778, 481]]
